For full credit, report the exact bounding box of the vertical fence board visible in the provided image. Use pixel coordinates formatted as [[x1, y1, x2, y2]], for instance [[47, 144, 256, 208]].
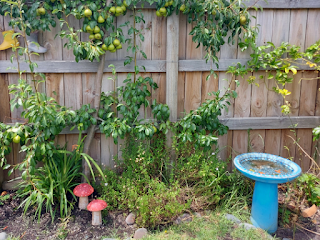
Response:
[[101, 73, 117, 169], [280, 9, 308, 160], [0, 74, 10, 123], [177, 14, 187, 118], [264, 10, 290, 155], [295, 9, 320, 171], [152, 10, 167, 109], [184, 22, 202, 113]]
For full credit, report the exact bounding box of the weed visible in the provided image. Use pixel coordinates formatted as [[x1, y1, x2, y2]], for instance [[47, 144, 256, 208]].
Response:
[[0, 194, 10, 205]]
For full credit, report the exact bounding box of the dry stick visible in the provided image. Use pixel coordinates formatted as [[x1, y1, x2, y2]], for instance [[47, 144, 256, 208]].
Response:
[[287, 134, 320, 174], [82, 56, 106, 182], [296, 223, 320, 236]]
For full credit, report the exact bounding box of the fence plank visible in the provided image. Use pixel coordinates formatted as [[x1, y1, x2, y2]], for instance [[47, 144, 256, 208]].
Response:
[[280, 9, 307, 160], [296, 8, 320, 170], [184, 21, 202, 114], [0, 74, 10, 123], [264, 10, 290, 156], [101, 73, 117, 169], [152, 9, 167, 109]]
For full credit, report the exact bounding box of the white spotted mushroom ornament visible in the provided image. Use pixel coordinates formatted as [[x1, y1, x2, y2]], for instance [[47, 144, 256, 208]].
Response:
[[73, 183, 94, 210], [87, 199, 108, 225]]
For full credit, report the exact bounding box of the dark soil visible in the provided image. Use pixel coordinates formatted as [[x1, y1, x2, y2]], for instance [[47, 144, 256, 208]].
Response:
[[1, 190, 320, 240], [0, 192, 136, 240], [274, 190, 320, 240]]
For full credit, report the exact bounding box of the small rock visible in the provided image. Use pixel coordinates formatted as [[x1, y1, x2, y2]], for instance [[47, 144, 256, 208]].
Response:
[[174, 213, 192, 225], [301, 204, 318, 218], [194, 212, 202, 218], [103, 238, 117, 240], [225, 214, 241, 224], [126, 213, 136, 225], [239, 223, 257, 230], [134, 228, 148, 239], [0, 232, 7, 240], [282, 238, 292, 240]]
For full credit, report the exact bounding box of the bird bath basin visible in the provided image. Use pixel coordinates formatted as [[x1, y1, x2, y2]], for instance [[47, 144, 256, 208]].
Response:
[[234, 153, 301, 234]]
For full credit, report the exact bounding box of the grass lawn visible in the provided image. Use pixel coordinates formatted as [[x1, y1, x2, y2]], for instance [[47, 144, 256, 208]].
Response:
[[143, 209, 275, 240]]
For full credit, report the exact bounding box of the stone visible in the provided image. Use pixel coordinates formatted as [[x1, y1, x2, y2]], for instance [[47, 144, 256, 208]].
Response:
[[282, 238, 292, 240], [225, 214, 241, 224], [0, 232, 7, 240], [194, 212, 202, 218], [133, 228, 148, 239], [126, 213, 136, 225], [301, 204, 318, 218], [103, 238, 117, 240], [239, 223, 257, 230], [174, 213, 192, 225]]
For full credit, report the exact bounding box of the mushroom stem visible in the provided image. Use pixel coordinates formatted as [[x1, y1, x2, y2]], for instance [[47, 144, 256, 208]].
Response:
[[92, 211, 102, 225], [79, 196, 89, 210]]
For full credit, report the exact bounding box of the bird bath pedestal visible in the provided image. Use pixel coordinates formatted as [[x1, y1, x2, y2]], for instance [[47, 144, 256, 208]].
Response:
[[234, 153, 301, 234]]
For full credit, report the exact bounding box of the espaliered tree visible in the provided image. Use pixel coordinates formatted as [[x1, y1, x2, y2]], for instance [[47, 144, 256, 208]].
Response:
[[0, 0, 258, 180]]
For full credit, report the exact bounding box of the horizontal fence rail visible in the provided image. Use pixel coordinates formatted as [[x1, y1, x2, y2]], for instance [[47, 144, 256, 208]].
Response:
[[6, 116, 320, 134], [0, 59, 316, 73]]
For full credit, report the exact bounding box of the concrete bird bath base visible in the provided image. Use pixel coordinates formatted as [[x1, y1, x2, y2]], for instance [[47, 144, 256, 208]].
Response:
[[234, 153, 301, 234]]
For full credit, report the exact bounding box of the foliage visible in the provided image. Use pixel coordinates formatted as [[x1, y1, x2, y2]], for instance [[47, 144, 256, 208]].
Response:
[[0, 0, 56, 34], [1, 0, 258, 65], [227, 41, 320, 114], [0, 0, 257, 227], [100, 134, 190, 227], [15, 140, 101, 221], [0, 194, 10, 205], [296, 173, 320, 206], [175, 87, 236, 151], [99, 131, 250, 227], [99, 66, 170, 144]]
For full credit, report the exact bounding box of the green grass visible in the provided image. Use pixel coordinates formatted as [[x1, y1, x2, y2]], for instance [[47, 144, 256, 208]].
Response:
[[101, 209, 277, 240], [143, 210, 276, 240]]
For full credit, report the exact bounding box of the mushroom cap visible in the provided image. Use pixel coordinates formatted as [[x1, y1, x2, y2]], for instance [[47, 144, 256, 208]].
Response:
[[73, 183, 94, 197], [87, 199, 107, 211]]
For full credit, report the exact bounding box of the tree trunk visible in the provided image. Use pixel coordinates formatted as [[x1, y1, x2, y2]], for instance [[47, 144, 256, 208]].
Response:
[[82, 56, 105, 182]]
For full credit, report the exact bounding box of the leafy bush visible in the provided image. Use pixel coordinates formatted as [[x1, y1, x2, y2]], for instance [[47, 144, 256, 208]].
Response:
[[16, 140, 103, 221], [99, 132, 245, 227], [297, 173, 320, 206]]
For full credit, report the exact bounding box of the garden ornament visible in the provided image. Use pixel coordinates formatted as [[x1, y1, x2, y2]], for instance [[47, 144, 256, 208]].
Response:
[[73, 183, 94, 210], [26, 31, 47, 53], [87, 199, 107, 225], [234, 153, 301, 234], [0, 30, 19, 51]]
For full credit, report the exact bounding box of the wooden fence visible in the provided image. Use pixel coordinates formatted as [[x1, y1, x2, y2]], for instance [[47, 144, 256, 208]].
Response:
[[1, 0, 320, 183]]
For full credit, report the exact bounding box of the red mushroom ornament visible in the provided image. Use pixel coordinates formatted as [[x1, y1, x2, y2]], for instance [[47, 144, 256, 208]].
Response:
[[87, 199, 107, 225], [73, 183, 94, 210]]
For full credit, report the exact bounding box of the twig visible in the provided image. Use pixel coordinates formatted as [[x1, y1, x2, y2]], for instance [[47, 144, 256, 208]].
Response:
[[296, 223, 320, 236], [20, 231, 26, 239], [287, 134, 320, 173], [246, 0, 260, 11]]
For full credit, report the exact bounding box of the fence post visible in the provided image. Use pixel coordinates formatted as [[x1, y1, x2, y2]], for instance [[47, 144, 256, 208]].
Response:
[[166, 13, 179, 168], [166, 13, 179, 122]]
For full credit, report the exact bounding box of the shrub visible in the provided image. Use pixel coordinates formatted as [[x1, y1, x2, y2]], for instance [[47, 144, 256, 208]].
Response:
[[16, 140, 102, 221]]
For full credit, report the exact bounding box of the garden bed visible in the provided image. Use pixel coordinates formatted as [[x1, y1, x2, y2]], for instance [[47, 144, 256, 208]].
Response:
[[1, 188, 320, 240]]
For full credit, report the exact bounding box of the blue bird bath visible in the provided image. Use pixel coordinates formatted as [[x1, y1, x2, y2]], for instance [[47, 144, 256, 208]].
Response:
[[234, 153, 301, 234]]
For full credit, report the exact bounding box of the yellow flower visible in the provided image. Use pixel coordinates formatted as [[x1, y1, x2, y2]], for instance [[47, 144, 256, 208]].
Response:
[[307, 61, 316, 68], [278, 89, 291, 97]]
